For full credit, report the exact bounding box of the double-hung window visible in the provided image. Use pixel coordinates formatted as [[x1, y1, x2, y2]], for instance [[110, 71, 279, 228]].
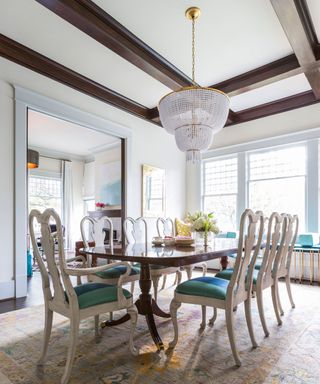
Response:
[[202, 156, 238, 230], [248, 145, 306, 231], [28, 175, 63, 217]]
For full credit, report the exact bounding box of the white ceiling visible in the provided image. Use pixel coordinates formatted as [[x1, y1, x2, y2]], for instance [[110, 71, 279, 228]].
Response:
[[307, 0, 320, 41], [94, 0, 294, 85], [1, 0, 319, 114], [28, 109, 119, 158], [231, 73, 312, 112]]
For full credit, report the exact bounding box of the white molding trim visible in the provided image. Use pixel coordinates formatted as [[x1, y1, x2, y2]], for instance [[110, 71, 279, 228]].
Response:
[[89, 140, 121, 155], [29, 145, 85, 162], [0, 280, 15, 301], [203, 126, 320, 158], [14, 86, 132, 298]]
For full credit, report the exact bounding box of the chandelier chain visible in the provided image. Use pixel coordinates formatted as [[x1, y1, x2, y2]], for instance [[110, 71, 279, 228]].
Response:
[[192, 17, 196, 84]]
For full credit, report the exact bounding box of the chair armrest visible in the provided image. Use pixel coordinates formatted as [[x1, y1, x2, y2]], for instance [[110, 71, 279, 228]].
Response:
[[64, 261, 132, 306]]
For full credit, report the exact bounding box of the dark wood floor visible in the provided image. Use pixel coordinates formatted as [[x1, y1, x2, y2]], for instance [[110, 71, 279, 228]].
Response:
[[0, 272, 44, 314]]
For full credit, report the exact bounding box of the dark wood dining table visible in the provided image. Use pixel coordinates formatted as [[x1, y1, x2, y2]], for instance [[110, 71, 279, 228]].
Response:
[[81, 238, 238, 351]]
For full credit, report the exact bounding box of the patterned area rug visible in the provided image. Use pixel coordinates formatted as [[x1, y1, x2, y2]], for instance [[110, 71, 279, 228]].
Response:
[[0, 274, 319, 384]]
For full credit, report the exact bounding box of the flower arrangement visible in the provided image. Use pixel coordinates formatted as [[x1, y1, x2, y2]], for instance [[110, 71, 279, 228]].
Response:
[[186, 211, 219, 246], [95, 202, 106, 209]]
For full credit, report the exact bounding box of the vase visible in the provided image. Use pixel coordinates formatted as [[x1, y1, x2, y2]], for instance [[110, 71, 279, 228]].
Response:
[[194, 231, 213, 246]]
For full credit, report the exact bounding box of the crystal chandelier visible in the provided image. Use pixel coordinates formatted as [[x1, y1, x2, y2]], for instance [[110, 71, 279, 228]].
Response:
[[158, 7, 230, 163]]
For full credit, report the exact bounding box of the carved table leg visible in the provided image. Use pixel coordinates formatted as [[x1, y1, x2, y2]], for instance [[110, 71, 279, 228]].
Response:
[[135, 264, 170, 351], [220, 256, 229, 270]]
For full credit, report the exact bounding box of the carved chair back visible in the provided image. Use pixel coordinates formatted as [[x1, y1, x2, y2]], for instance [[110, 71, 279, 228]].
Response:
[[274, 214, 299, 276], [256, 212, 283, 286], [29, 209, 78, 311], [156, 217, 174, 237], [123, 217, 147, 244], [80, 216, 114, 248], [227, 209, 264, 304]]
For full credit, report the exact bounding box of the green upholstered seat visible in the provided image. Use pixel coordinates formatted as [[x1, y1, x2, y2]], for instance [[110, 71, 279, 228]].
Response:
[[226, 232, 237, 239], [215, 268, 259, 284], [68, 282, 132, 309], [95, 264, 140, 279], [255, 260, 262, 270], [176, 276, 229, 300]]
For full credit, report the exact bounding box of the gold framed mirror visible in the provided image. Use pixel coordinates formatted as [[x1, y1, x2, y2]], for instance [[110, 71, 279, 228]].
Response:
[[142, 164, 165, 217]]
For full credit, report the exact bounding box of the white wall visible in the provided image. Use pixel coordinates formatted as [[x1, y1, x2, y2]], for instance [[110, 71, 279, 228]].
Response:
[[71, 160, 85, 244], [0, 57, 186, 299]]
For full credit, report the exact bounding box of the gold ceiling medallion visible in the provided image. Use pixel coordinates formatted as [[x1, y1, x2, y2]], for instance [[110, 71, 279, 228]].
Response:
[[185, 7, 201, 21]]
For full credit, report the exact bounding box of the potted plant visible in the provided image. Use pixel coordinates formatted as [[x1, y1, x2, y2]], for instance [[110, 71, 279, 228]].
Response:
[[186, 211, 219, 246]]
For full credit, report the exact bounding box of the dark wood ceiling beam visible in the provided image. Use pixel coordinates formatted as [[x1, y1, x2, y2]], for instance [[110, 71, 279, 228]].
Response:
[[226, 90, 319, 126], [211, 54, 301, 96], [0, 34, 153, 122], [35, 0, 193, 90], [270, 0, 320, 99]]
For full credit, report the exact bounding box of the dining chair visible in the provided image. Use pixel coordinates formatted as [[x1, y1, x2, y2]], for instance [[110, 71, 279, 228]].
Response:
[[80, 216, 140, 293], [124, 217, 181, 302], [272, 214, 299, 325], [157, 217, 207, 284], [30, 208, 138, 384], [216, 213, 284, 337], [169, 209, 264, 366]]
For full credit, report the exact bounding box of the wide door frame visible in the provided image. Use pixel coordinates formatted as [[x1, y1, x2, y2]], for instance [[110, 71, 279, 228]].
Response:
[[14, 85, 132, 298]]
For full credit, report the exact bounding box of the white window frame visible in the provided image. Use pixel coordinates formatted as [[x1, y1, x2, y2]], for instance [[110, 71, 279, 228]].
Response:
[[201, 154, 239, 230], [201, 129, 320, 233]]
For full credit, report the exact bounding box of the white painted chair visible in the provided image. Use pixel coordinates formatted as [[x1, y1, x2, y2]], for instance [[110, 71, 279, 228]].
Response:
[[124, 217, 181, 302], [80, 216, 140, 292], [30, 209, 138, 384], [157, 217, 207, 285], [272, 214, 299, 325], [169, 209, 264, 367]]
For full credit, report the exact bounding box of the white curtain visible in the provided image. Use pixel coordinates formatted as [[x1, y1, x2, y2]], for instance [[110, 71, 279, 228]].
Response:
[[62, 160, 74, 250]]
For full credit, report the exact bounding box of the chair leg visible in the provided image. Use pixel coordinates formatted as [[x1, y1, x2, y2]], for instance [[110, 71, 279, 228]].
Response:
[[127, 305, 139, 356], [202, 262, 207, 276], [285, 275, 295, 308], [271, 283, 282, 326], [94, 315, 99, 337], [109, 312, 113, 321], [61, 318, 79, 384], [37, 306, 53, 365], [177, 270, 182, 285], [256, 289, 269, 337], [152, 276, 161, 302], [169, 299, 181, 348], [244, 298, 258, 348], [200, 305, 206, 329], [185, 265, 193, 280], [130, 281, 135, 294], [161, 275, 167, 290], [276, 281, 284, 316], [209, 307, 217, 326], [225, 307, 241, 367]]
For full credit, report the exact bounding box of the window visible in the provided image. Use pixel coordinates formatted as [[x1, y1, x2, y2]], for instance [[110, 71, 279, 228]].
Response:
[[248, 145, 306, 231], [202, 156, 238, 230], [29, 175, 63, 217], [83, 198, 95, 216]]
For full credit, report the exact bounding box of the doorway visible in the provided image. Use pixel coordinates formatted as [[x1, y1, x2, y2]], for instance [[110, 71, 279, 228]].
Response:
[[15, 86, 131, 298]]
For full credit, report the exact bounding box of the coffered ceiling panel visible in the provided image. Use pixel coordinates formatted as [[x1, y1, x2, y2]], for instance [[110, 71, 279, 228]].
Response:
[[0, 0, 171, 108], [306, 0, 320, 42], [94, 0, 294, 86], [230, 73, 311, 112]]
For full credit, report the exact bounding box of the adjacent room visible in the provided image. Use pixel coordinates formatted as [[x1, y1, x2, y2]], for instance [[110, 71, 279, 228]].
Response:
[[0, 1, 320, 383]]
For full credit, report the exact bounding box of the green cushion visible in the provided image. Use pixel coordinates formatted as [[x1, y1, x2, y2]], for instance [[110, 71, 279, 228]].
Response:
[[95, 265, 140, 279], [69, 283, 132, 309], [255, 260, 262, 270], [176, 276, 229, 300], [215, 268, 259, 284], [226, 232, 237, 239]]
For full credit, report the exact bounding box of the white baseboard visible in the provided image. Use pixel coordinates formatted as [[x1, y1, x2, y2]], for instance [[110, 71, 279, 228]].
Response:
[[15, 274, 27, 298], [0, 280, 15, 300]]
